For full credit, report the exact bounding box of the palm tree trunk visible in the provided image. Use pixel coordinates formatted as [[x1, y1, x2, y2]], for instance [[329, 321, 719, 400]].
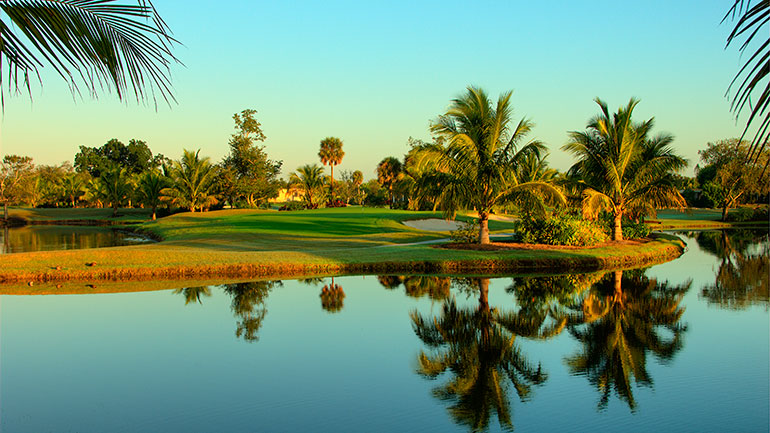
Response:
[[330, 165, 335, 198], [613, 211, 623, 241], [477, 278, 490, 311], [721, 204, 729, 222], [479, 212, 490, 244], [152, 204, 157, 221], [112, 203, 118, 218], [3, 202, 7, 223], [613, 270, 623, 306]]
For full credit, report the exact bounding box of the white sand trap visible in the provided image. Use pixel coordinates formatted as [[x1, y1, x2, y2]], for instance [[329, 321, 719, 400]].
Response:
[[402, 219, 463, 232]]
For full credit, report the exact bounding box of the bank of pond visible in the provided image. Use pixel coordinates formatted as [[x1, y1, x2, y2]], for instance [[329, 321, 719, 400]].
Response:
[[1, 230, 767, 432]]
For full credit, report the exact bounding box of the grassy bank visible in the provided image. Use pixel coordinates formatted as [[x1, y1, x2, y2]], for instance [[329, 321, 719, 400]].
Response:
[[652, 208, 767, 230], [0, 208, 685, 287], [7, 207, 153, 225]]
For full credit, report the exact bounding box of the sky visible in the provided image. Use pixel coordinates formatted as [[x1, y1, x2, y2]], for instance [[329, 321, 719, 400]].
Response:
[[0, 0, 753, 179]]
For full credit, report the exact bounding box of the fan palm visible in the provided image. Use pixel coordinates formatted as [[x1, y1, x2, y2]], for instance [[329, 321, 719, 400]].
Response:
[[162, 149, 217, 212], [376, 156, 402, 208], [565, 271, 691, 411], [289, 164, 326, 208], [412, 278, 564, 431], [318, 137, 344, 198], [0, 0, 178, 106], [563, 98, 688, 241], [427, 86, 565, 244]]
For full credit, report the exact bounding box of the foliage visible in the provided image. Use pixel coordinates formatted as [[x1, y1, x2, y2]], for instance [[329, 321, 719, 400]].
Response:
[[516, 212, 608, 246], [424, 86, 565, 244], [722, 0, 769, 157], [449, 218, 479, 244], [289, 164, 326, 208], [278, 201, 305, 211], [162, 149, 217, 212], [0, 0, 179, 106], [376, 156, 403, 208], [97, 164, 133, 217], [1, 155, 34, 220], [597, 212, 651, 239], [221, 109, 282, 208], [138, 171, 170, 220], [563, 98, 687, 240], [74, 139, 163, 178], [696, 138, 769, 220]]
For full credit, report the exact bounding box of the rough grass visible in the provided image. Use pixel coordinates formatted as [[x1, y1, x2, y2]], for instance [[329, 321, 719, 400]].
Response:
[[0, 208, 685, 289]]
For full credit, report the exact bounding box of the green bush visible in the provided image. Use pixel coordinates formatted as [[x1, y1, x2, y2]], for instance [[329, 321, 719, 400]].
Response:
[[515, 213, 608, 246], [450, 219, 480, 243], [597, 212, 651, 239], [727, 206, 768, 222]]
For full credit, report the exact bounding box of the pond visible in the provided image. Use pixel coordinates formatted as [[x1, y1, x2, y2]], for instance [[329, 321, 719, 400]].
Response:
[[1, 230, 767, 432], [0, 225, 154, 254]]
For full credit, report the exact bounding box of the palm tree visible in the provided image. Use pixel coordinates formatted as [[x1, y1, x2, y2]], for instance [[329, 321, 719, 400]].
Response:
[[565, 270, 691, 411], [412, 278, 564, 431], [351, 170, 364, 205], [563, 98, 688, 241], [376, 157, 402, 208], [174, 286, 212, 305], [426, 86, 565, 243], [61, 173, 86, 208], [162, 149, 217, 212], [0, 1, 178, 106], [723, 0, 769, 161], [289, 164, 326, 208], [138, 171, 169, 220], [318, 137, 344, 198], [98, 164, 131, 217]]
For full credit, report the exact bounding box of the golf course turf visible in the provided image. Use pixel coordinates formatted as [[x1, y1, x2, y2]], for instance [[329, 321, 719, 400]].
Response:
[[0, 208, 688, 290]]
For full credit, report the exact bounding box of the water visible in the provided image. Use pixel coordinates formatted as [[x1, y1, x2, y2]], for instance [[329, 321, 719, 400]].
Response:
[[0, 225, 154, 254], [1, 230, 767, 432]]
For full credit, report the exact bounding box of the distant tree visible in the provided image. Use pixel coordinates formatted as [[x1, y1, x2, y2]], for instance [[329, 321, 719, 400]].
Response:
[[318, 137, 345, 198], [162, 149, 217, 212], [289, 164, 326, 207], [222, 109, 282, 207], [376, 157, 403, 208], [98, 164, 132, 217], [1, 155, 34, 221], [74, 138, 161, 177], [563, 98, 688, 240], [138, 171, 170, 220], [61, 172, 88, 208], [697, 138, 769, 221]]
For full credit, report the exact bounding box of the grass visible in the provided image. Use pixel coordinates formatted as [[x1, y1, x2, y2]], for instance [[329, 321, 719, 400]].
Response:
[[0, 207, 685, 289], [652, 208, 767, 230]]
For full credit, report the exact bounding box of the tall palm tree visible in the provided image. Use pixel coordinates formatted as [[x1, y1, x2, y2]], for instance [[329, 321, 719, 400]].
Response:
[[563, 98, 688, 241], [138, 171, 169, 220], [376, 156, 402, 208], [427, 86, 565, 243], [565, 270, 691, 411], [0, 1, 178, 106], [351, 170, 364, 205], [412, 278, 565, 431], [289, 164, 326, 208], [162, 149, 217, 212], [318, 137, 344, 198], [61, 172, 86, 208]]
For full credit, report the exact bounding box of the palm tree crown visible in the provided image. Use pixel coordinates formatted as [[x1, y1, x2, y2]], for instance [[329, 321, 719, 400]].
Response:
[[318, 137, 344, 197], [0, 0, 179, 105], [426, 86, 564, 243], [563, 98, 687, 240], [162, 149, 217, 212]]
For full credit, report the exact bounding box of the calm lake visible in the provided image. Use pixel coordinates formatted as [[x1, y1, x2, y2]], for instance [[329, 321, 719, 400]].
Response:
[[0, 225, 154, 254], [1, 230, 768, 432]]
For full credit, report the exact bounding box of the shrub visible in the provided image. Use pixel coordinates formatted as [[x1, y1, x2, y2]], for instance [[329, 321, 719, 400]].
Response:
[[450, 219, 480, 243], [727, 206, 768, 222], [516, 213, 608, 246], [278, 201, 304, 211]]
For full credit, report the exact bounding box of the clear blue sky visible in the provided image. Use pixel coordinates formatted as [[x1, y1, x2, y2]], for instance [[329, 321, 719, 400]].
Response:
[[0, 0, 748, 179]]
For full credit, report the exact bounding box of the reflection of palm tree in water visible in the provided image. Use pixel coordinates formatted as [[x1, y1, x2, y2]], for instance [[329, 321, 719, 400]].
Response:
[[411, 278, 564, 432], [320, 277, 345, 313], [174, 286, 212, 305], [695, 230, 769, 309], [565, 270, 690, 411]]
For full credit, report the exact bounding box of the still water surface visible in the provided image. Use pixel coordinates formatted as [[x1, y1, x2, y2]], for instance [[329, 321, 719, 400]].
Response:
[[0, 225, 153, 254], [1, 230, 767, 432]]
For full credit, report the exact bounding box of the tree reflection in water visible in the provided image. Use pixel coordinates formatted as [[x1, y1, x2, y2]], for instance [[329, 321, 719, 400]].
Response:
[[223, 281, 282, 342], [411, 278, 564, 432], [694, 230, 769, 309], [565, 270, 691, 411], [376, 275, 451, 300], [173, 286, 212, 305], [320, 277, 345, 313]]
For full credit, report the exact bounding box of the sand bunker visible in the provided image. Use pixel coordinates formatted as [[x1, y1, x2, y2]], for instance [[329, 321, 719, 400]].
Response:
[[402, 219, 463, 232]]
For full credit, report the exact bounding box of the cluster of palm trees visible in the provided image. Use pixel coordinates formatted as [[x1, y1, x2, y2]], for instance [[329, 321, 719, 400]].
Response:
[[375, 87, 687, 243]]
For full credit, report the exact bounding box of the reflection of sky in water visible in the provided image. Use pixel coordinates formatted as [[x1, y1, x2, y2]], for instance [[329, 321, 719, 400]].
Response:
[[1, 231, 768, 432]]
